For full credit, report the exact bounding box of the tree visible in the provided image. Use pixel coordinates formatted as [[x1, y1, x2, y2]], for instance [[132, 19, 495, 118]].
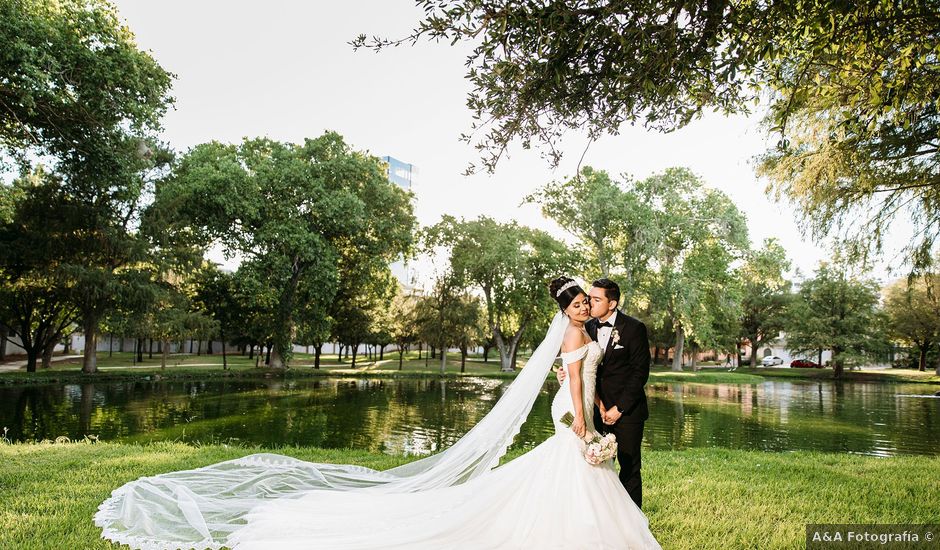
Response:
[[450, 294, 485, 372], [884, 274, 940, 373], [152, 132, 415, 368], [389, 286, 419, 370], [0, 172, 83, 372], [638, 168, 749, 371], [191, 265, 240, 369], [756, 4, 940, 275], [357, 2, 939, 271], [425, 216, 575, 371], [737, 238, 793, 368], [0, 0, 173, 164], [785, 262, 887, 379], [356, 3, 933, 170], [525, 166, 651, 280], [141, 280, 210, 370], [1, 0, 175, 373]]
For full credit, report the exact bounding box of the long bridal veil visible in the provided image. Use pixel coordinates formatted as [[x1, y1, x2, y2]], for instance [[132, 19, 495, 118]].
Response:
[[95, 311, 570, 549]]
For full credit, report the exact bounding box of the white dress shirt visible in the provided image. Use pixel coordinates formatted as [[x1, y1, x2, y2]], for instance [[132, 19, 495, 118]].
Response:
[[597, 310, 618, 350]]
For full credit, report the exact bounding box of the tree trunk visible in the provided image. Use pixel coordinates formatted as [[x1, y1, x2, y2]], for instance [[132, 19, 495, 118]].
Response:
[[352, 344, 358, 368], [148, 338, 154, 359], [189, 339, 194, 354], [398, 349, 405, 370], [750, 338, 759, 368], [314, 343, 322, 369], [482, 343, 490, 363], [379, 346, 384, 361], [265, 343, 272, 365], [82, 315, 99, 374], [0, 325, 7, 361], [136, 338, 143, 363], [431, 346, 436, 359], [417, 342, 422, 360], [337, 344, 344, 363], [41, 338, 56, 369], [208, 340, 214, 355], [918, 344, 927, 372], [25, 348, 38, 373], [109, 333, 114, 357], [197, 339, 203, 356], [690, 343, 698, 370], [832, 349, 844, 379], [159, 339, 169, 369], [493, 329, 514, 372], [269, 343, 288, 368], [440, 345, 447, 375], [460, 347, 467, 373], [221, 332, 228, 370], [672, 324, 685, 372]]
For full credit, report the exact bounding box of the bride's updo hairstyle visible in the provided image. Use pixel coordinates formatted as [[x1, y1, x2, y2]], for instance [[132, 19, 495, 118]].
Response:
[[549, 276, 584, 312]]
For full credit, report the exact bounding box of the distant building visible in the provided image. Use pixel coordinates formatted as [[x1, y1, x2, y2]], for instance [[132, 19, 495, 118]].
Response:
[[381, 156, 415, 190], [382, 155, 418, 284]]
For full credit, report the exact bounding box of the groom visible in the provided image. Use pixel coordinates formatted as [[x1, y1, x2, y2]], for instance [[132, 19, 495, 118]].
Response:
[[557, 278, 651, 510]]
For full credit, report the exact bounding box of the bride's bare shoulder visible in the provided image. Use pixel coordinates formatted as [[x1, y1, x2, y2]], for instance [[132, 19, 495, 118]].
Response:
[[561, 325, 587, 352]]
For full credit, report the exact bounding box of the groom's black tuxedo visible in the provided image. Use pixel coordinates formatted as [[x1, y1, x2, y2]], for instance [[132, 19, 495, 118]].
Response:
[[586, 309, 650, 510]]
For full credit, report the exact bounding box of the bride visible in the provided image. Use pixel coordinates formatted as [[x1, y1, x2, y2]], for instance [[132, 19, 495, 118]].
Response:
[[95, 277, 662, 549]]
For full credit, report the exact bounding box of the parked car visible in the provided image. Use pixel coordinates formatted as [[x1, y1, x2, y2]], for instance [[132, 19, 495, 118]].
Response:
[[761, 355, 784, 366], [790, 359, 822, 369]]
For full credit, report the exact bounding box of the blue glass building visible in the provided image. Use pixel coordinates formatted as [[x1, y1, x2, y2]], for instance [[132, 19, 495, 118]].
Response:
[[381, 156, 415, 190]]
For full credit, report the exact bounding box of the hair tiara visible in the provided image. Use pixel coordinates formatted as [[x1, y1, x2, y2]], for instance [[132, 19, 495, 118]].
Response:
[[555, 280, 579, 297]]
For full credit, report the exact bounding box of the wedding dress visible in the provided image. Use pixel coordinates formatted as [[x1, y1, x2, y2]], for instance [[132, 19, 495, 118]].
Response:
[[94, 313, 662, 549]]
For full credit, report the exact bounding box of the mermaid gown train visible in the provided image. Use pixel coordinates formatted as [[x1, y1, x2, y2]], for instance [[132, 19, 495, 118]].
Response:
[[95, 324, 662, 549]]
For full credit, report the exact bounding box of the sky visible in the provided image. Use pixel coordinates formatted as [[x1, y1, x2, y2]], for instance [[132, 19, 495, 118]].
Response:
[[109, 0, 905, 286]]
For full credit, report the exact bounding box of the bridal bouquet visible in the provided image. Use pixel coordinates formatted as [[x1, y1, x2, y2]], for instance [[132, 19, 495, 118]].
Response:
[[559, 412, 618, 465]]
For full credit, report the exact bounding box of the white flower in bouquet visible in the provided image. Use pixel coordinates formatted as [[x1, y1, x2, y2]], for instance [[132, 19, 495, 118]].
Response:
[[558, 412, 618, 465]]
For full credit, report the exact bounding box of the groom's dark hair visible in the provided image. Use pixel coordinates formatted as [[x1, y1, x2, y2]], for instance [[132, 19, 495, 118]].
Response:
[[592, 278, 621, 304]]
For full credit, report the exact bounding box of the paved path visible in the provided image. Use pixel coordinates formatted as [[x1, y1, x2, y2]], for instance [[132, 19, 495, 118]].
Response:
[[0, 354, 83, 373]]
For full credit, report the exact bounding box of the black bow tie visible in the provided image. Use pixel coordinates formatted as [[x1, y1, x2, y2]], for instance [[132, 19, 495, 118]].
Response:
[[598, 320, 613, 328]]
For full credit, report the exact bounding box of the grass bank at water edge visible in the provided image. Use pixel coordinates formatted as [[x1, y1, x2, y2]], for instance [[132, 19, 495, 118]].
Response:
[[0, 442, 937, 549]]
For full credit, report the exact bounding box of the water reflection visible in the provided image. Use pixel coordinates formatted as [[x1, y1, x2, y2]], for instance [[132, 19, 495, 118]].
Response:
[[0, 378, 937, 457]]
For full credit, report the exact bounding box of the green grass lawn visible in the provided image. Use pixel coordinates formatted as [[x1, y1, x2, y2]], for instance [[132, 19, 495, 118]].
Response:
[[726, 365, 940, 384], [0, 441, 937, 549], [3, 352, 938, 387], [0, 351, 521, 384]]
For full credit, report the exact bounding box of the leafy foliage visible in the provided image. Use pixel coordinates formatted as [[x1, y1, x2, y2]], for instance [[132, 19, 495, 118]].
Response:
[[424, 216, 574, 371], [884, 273, 940, 373], [153, 133, 416, 367], [784, 263, 888, 378]]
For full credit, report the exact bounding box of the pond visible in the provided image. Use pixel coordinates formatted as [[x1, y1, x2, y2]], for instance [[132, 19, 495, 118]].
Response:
[[1, 377, 938, 457]]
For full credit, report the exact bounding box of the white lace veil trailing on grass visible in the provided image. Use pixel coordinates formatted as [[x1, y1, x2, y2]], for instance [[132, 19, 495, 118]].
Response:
[[94, 311, 569, 549]]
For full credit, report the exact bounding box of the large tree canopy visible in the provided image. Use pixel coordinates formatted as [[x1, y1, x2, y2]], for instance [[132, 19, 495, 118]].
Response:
[[0, 0, 173, 165], [785, 262, 888, 378], [356, 1, 940, 271], [152, 132, 416, 368], [884, 273, 940, 373], [737, 238, 793, 368], [524, 166, 653, 281], [424, 215, 575, 371]]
